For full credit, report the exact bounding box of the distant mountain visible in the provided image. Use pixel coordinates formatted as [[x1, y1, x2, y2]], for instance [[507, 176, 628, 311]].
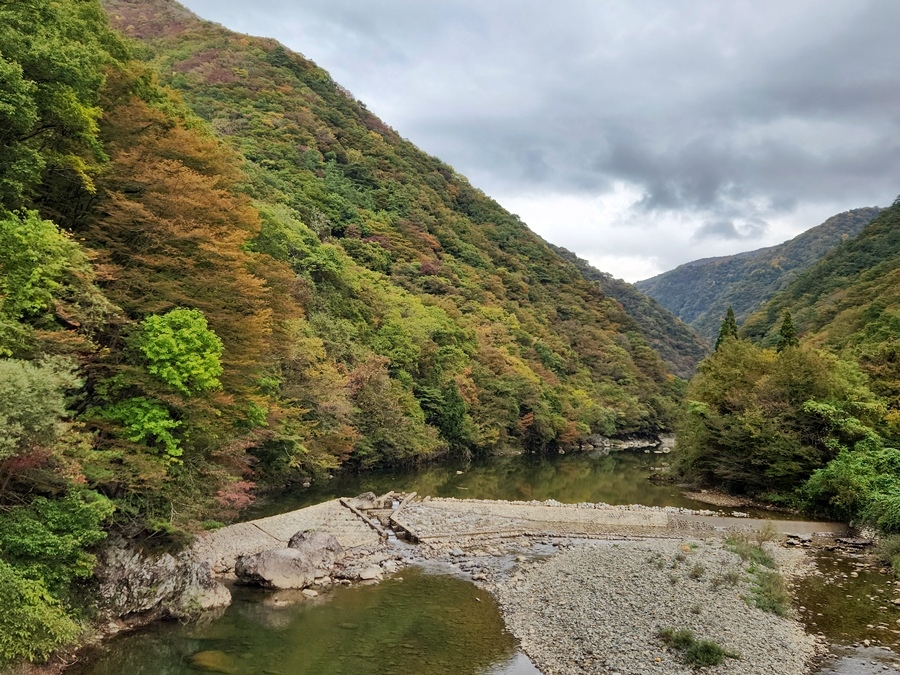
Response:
[[635, 208, 881, 341], [743, 199, 900, 362], [551, 246, 707, 378]]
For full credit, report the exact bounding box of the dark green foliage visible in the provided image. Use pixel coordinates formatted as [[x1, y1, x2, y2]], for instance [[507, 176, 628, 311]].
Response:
[[658, 628, 737, 667], [776, 311, 799, 352], [0, 491, 113, 591], [803, 446, 900, 531], [676, 339, 884, 498], [714, 307, 738, 351], [637, 208, 879, 341]]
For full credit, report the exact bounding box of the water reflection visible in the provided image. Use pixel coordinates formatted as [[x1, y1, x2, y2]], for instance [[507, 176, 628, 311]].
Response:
[[72, 569, 540, 675], [246, 451, 708, 519]]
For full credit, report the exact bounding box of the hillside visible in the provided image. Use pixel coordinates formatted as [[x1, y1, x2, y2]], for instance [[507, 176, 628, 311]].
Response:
[[742, 198, 900, 408], [635, 208, 880, 341], [550, 246, 707, 378], [0, 0, 708, 660]]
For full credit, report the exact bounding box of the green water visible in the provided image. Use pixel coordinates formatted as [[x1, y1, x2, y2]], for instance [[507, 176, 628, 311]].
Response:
[[795, 551, 900, 648], [246, 450, 712, 519], [72, 568, 538, 675]]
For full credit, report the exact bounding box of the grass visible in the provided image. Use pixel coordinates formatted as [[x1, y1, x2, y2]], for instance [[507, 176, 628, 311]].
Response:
[[726, 532, 791, 616], [751, 570, 791, 616], [725, 533, 776, 568], [689, 563, 705, 580], [875, 534, 900, 577], [658, 628, 739, 667]]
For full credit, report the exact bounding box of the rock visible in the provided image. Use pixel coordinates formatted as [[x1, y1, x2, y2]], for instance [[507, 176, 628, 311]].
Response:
[[836, 537, 875, 548], [189, 650, 237, 673], [287, 531, 345, 569], [301, 589, 319, 598], [94, 538, 231, 620], [235, 548, 316, 589], [359, 566, 384, 581]]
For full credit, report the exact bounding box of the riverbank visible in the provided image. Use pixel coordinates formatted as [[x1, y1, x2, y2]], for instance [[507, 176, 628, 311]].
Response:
[[492, 539, 819, 674], [33, 495, 865, 675]]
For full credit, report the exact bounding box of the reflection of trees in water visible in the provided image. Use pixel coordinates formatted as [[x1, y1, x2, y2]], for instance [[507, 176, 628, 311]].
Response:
[[247, 450, 703, 518], [76, 570, 518, 675]]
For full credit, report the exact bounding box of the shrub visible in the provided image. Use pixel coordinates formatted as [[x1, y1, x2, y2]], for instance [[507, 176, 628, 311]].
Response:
[[658, 628, 738, 667], [0, 560, 79, 664]]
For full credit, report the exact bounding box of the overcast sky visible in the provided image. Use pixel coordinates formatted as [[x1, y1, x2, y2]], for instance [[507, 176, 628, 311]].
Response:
[[179, 0, 900, 281]]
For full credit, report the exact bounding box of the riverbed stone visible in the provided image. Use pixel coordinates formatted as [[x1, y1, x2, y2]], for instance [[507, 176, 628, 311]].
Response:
[[189, 650, 237, 673], [288, 530, 345, 569], [235, 548, 317, 589]]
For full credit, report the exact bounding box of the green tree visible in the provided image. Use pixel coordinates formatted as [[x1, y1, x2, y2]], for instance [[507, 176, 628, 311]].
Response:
[[137, 309, 224, 396], [0, 0, 126, 208], [714, 307, 738, 351], [776, 311, 799, 352]]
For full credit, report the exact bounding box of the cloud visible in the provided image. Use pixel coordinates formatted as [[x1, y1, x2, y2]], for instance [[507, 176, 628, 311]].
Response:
[[692, 220, 769, 243], [179, 0, 900, 279]]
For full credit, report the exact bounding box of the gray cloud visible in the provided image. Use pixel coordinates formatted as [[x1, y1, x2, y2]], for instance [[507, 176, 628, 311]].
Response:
[[179, 0, 900, 279], [693, 220, 769, 243]]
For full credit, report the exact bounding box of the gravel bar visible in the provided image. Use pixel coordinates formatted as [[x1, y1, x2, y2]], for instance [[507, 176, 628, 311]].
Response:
[[493, 538, 819, 675]]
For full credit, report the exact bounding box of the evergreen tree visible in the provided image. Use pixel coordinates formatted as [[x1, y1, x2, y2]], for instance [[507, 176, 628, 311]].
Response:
[[714, 307, 738, 350], [776, 311, 799, 352]]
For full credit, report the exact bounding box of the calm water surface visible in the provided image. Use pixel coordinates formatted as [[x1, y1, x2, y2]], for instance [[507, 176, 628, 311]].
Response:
[[245, 450, 713, 519], [72, 568, 540, 675]]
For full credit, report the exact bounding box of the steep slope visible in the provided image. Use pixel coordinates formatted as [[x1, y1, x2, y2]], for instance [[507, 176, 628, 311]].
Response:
[[551, 246, 707, 378], [97, 0, 690, 459], [635, 208, 880, 341], [743, 199, 900, 409]]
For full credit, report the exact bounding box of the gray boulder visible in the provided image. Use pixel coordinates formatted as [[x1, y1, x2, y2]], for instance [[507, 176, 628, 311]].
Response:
[[235, 548, 316, 589], [288, 530, 345, 569]]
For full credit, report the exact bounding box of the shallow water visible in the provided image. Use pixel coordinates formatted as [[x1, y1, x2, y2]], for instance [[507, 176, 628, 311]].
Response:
[[245, 450, 716, 519], [71, 568, 541, 675]]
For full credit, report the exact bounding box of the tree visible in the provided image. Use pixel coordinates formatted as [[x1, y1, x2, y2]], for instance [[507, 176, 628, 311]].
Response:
[[0, 0, 126, 209], [714, 307, 738, 351], [776, 311, 799, 352], [138, 308, 223, 396]]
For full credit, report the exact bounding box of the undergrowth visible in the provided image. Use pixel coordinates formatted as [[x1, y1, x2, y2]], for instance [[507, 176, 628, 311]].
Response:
[[658, 628, 739, 667]]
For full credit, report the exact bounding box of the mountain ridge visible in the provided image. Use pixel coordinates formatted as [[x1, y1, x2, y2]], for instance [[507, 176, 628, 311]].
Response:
[[635, 207, 881, 341]]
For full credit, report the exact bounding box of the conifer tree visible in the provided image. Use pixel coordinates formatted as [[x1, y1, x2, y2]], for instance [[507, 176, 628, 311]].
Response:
[[715, 306, 738, 350], [776, 311, 799, 352]]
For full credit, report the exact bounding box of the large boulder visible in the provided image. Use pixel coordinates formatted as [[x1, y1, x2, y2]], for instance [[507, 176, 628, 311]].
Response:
[[288, 530, 345, 569], [235, 548, 317, 589]]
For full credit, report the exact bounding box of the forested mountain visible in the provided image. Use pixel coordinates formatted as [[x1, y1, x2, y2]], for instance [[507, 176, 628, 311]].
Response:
[[0, 0, 700, 660], [550, 246, 707, 378], [635, 208, 880, 341], [675, 200, 900, 536], [743, 199, 900, 410]]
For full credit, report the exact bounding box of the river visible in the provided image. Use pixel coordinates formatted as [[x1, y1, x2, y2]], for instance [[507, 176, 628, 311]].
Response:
[[72, 450, 897, 675]]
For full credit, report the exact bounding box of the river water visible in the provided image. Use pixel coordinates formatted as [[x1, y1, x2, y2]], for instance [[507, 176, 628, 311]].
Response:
[[73, 450, 898, 675]]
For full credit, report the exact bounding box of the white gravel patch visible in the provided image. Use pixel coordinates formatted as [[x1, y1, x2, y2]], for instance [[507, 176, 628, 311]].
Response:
[[494, 539, 818, 675]]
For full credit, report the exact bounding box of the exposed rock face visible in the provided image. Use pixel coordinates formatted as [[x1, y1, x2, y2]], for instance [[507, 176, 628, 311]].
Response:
[[236, 530, 346, 589], [94, 538, 231, 621]]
